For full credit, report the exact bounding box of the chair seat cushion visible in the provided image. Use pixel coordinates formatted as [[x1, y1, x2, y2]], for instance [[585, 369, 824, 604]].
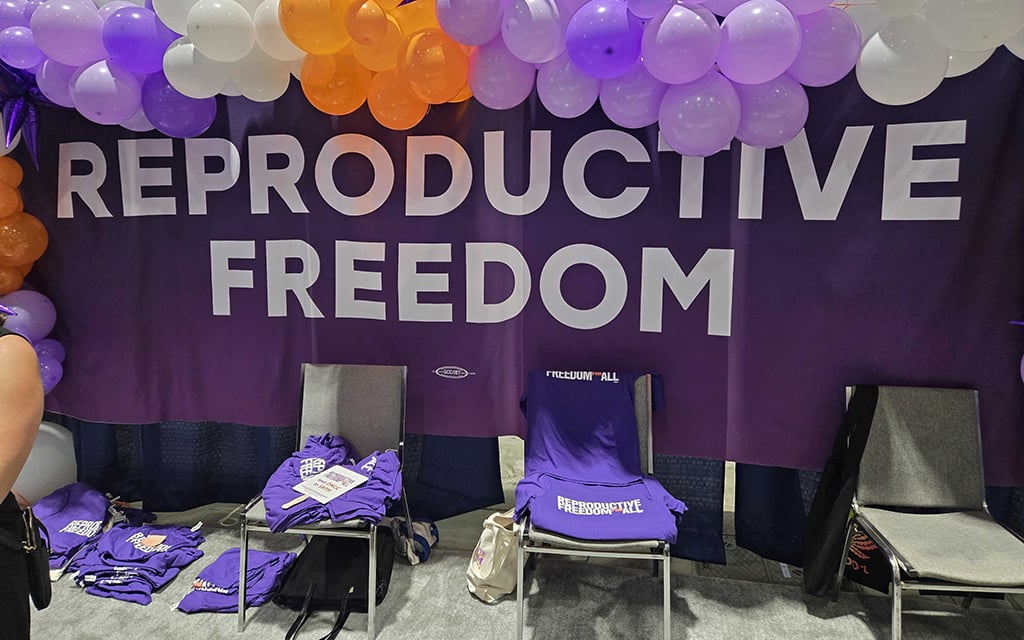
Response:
[[245, 499, 368, 531], [527, 524, 663, 552], [860, 507, 1024, 586]]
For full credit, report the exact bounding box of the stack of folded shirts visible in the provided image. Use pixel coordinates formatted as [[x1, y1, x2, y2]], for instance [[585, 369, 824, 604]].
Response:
[[262, 434, 355, 532], [71, 523, 205, 605], [177, 547, 295, 613], [33, 482, 111, 571], [326, 450, 402, 524]]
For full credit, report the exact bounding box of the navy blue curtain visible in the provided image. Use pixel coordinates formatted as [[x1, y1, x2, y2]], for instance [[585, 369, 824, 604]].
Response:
[[655, 455, 725, 564], [52, 413, 504, 520]]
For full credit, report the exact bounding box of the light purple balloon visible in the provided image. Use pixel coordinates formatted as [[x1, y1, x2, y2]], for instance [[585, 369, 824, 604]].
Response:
[[30, 0, 106, 66], [718, 0, 801, 85], [778, 0, 829, 16], [787, 7, 860, 87], [556, 0, 587, 18], [35, 57, 76, 107], [565, 0, 642, 79], [537, 50, 600, 117], [0, 289, 56, 343], [0, 0, 27, 30], [37, 353, 62, 394], [658, 70, 740, 156], [34, 337, 65, 363], [641, 4, 720, 85], [436, 0, 507, 46], [599, 63, 667, 128], [71, 59, 141, 125], [97, 0, 134, 21], [702, 0, 745, 17], [0, 25, 44, 68], [733, 72, 807, 147], [468, 36, 536, 110], [141, 72, 217, 138], [120, 105, 155, 132], [502, 0, 564, 64], [626, 0, 672, 19], [21, 0, 41, 22], [103, 6, 175, 74]]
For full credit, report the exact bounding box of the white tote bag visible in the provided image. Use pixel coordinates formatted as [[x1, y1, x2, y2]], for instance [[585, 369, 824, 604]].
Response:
[[466, 509, 519, 603]]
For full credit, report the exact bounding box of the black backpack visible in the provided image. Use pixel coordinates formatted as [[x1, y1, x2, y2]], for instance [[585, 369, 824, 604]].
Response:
[[274, 526, 395, 640]]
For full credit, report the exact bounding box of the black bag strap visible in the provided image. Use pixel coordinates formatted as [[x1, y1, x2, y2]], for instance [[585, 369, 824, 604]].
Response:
[[284, 583, 318, 640], [316, 588, 353, 640], [284, 584, 354, 640]]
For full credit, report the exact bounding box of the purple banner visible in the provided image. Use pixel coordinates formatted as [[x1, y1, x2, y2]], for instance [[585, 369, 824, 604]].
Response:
[[24, 51, 1024, 486]]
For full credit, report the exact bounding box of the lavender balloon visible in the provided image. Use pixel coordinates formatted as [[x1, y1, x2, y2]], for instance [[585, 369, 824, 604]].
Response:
[[702, 0, 745, 17], [103, 6, 176, 74], [502, 0, 564, 64], [35, 57, 76, 107], [0, 25, 44, 69], [641, 4, 720, 85], [718, 0, 801, 85], [29, 0, 106, 66], [37, 353, 62, 394], [97, 0, 134, 21], [599, 63, 667, 128], [565, 0, 642, 79], [0, 289, 56, 343], [537, 50, 600, 117], [468, 37, 536, 110], [21, 0, 41, 22], [436, 0, 506, 46], [733, 73, 807, 148], [0, 0, 27, 30], [33, 337, 64, 363], [779, 0, 829, 16], [626, 0, 672, 20], [658, 70, 740, 156], [787, 7, 860, 87], [71, 59, 141, 125]]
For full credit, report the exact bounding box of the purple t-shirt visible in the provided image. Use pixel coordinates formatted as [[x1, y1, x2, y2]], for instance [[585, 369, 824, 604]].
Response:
[[262, 434, 355, 532], [325, 450, 402, 524], [177, 547, 295, 613], [33, 482, 110, 569]]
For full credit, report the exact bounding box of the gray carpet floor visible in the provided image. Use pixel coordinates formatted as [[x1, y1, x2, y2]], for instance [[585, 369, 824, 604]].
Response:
[[31, 510, 1024, 640]]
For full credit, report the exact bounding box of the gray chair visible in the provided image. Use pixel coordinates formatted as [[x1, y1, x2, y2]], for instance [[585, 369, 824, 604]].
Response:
[[836, 386, 1024, 640], [237, 363, 413, 639], [515, 374, 672, 640]]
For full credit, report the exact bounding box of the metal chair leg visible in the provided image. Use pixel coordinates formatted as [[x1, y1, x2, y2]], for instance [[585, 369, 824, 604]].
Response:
[[238, 516, 248, 633], [889, 556, 902, 640], [663, 544, 671, 640], [833, 519, 856, 600], [368, 525, 377, 640], [516, 523, 526, 640]]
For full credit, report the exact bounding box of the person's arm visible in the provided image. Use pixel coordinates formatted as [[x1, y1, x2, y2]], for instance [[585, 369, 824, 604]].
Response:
[[0, 334, 43, 499]]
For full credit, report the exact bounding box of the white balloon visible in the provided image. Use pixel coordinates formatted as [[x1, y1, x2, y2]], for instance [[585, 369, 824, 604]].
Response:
[[845, 4, 888, 45], [254, 0, 304, 62], [153, 0, 200, 35], [230, 45, 291, 102], [877, 0, 924, 18], [945, 47, 994, 77], [163, 36, 231, 98], [221, 81, 242, 96], [1006, 25, 1024, 59], [121, 106, 155, 132], [856, 15, 949, 106], [12, 422, 77, 505], [187, 0, 256, 63], [924, 0, 1024, 53], [236, 0, 263, 14]]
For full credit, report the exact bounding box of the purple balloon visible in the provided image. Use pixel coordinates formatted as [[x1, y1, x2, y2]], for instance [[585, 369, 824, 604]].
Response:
[[36, 57, 76, 107], [0, 25, 44, 68], [718, 0, 801, 85], [71, 59, 141, 125], [29, 0, 106, 66], [436, 0, 506, 46], [502, 0, 565, 64], [0, 0, 27, 30], [779, 0, 829, 16], [103, 6, 175, 74], [141, 72, 217, 138], [467, 37, 536, 110], [599, 63, 667, 128], [626, 0, 672, 19], [658, 70, 740, 156], [787, 7, 860, 87], [537, 50, 600, 118], [97, 0, 134, 21], [37, 353, 62, 394], [702, 0, 745, 17], [565, 0, 642, 80], [0, 289, 56, 343], [33, 337, 65, 363], [641, 4, 720, 85], [21, 0, 41, 22], [733, 72, 807, 148]]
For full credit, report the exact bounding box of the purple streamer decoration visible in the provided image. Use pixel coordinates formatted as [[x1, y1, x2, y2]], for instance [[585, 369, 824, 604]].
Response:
[[0, 60, 61, 168]]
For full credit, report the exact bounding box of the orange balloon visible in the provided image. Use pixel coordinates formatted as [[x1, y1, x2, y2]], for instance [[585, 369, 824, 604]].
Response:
[[301, 50, 372, 115], [345, 0, 387, 46], [392, 0, 436, 36], [0, 212, 47, 267], [0, 265, 22, 294], [279, 0, 353, 55], [449, 83, 472, 103], [352, 15, 403, 71], [15, 261, 31, 276], [398, 28, 467, 104], [0, 157, 22, 188], [368, 69, 429, 130], [376, 0, 400, 9], [0, 185, 19, 217]]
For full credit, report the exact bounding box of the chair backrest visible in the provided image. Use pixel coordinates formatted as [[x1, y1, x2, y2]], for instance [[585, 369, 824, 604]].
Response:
[[855, 385, 985, 510], [522, 370, 650, 483], [298, 363, 407, 460]]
